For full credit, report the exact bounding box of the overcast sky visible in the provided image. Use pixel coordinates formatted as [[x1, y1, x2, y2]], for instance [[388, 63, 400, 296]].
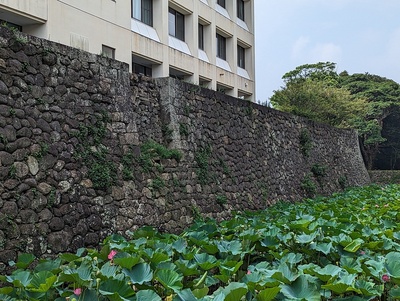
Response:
[[254, 0, 400, 103]]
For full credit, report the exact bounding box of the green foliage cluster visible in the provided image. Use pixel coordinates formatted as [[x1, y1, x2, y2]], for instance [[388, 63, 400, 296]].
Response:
[[33, 142, 49, 159], [121, 151, 135, 181], [311, 163, 328, 186], [8, 164, 16, 179], [299, 129, 312, 157], [194, 145, 212, 185], [137, 140, 182, 174], [300, 173, 317, 197], [270, 62, 400, 169], [271, 64, 367, 128], [161, 125, 174, 144], [73, 112, 116, 190], [179, 122, 189, 137], [215, 194, 227, 205], [3, 185, 400, 300]]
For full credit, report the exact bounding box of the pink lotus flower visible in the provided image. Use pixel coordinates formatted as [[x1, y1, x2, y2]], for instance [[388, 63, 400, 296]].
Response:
[[74, 288, 82, 295], [247, 270, 251, 274], [108, 250, 117, 260], [382, 274, 390, 282], [359, 250, 365, 255]]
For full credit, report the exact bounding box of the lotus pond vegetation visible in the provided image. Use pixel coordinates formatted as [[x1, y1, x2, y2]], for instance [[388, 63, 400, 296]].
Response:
[[2, 185, 400, 300]]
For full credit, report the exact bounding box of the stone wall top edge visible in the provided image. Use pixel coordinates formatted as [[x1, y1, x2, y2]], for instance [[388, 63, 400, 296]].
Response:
[[0, 26, 129, 72], [156, 77, 357, 137]]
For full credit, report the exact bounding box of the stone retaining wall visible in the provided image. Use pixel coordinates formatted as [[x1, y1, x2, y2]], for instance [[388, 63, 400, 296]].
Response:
[[0, 27, 370, 269]]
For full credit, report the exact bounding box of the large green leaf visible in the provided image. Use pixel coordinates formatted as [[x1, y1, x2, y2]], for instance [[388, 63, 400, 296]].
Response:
[[260, 236, 280, 248], [385, 252, 400, 279], [123, 263, 153, 285], [133, 226, 158, 239], [28, 271, 57, 293], [0, 287, 12, 295], [61, 262, 92, 286], [99, 279, 135, 300], [100, 261, 118, 278], [256, 287, 281, 301], [364, 259, 385, 278], [355, 279, 381, 297], [271, 263, 298, 284], [174, 288, 199, 301], [6, 270, 32, 287], [290, 219, 313, 231], [175, 259, 198, 276], [280, 275, 320, 300], [79, 289, 100, 301], [344, 238, 364, 253], [311, 242, 333, 255], [172, 238, 187, 253], [219, 260, 243, 275], [296, 232, 317, 244], [0, 294, 14, 301], [390, 287, 400, 298], [16, 253, 35, 269], [34, 258, 62, 272], [340, 256, 363, 273], [155, 269, 183, 291], [321, 282, 355, 294], [113, 254, 141, 269], [194, 253, 218, 270], [217, 282, 247, 301], [135, 290, 162, 301], [216, 240, 242, 255], [281, 253, 303, 266], [193, 287, 209, 299], [313, 264, 342, 282], [150, 251, 170, 265]]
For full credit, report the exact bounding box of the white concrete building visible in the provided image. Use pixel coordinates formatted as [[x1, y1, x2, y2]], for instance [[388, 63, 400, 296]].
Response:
[[0, 0, 255, 100]]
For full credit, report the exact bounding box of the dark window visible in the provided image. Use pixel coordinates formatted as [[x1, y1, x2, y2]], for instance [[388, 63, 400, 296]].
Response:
[[132, 0, 153, 26], [237, 0, 244, 21], [217, 0, 226, 8], [198, 24, 204, 50], [216, 33, 226, 60], [102, 45, 115, 59], [133, 63, 152, 77], [237, 45, 245, 68], [169, 8, 185, 41]]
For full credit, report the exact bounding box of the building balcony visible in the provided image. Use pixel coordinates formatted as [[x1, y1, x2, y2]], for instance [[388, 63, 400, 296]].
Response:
[[0, 0, 48, 25]]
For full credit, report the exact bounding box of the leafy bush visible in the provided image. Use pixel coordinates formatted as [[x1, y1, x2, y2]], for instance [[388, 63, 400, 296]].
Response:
[[2, 185, 400, 300]]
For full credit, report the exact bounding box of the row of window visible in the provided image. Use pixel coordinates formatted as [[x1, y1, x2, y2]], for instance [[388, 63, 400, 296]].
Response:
[[217, 0, 245, 21], [132, 0, 247, 27], [214, 33, 246, 69], [132, 1, 248, 70]]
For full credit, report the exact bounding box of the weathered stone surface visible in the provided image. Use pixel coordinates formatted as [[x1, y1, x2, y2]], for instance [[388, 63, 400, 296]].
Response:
[[2, 201, 18, 218], [48, 231, 72, 253], [27, 156, 39, 175], [0, 26, 370, 268], [0, 151, 13, 166], [38, 182, 53, 195], [49, 217, 64, 231], [14, 162, 29, 178]]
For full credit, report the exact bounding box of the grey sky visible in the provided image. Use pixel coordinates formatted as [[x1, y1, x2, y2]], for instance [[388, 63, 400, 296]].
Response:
[[255, 0, 400, 103]]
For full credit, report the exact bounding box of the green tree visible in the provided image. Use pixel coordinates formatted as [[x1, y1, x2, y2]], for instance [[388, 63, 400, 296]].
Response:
[[271, 62, 367, 128], [270, 62, 400, 169], [338, 72, 400, 169]]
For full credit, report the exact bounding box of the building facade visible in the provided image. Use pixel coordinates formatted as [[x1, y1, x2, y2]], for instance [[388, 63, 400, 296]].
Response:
[[0, 0, 255, 100]]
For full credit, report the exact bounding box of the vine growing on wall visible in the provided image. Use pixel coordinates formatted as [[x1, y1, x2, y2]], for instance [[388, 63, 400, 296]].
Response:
[[299, 129, 312, 157], [72, 111, 117, 190]]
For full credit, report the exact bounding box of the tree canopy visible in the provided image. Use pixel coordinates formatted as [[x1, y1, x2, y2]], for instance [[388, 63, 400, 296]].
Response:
[[270, 62, 400, 169]]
